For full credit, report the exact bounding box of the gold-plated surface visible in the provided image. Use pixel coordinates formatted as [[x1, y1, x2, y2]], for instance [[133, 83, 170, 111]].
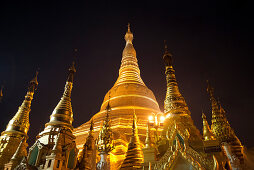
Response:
[[163, 43, 189, 115], [0, 72, 38, 169], [45, 62, 76, 130], [120, 113, 144, 169], [4, 138, 28, 170], [207, 82, 244, 166], [74, 24, 161, 169]]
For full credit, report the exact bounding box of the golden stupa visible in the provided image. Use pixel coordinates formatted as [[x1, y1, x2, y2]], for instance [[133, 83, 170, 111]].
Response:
[[74, 24, 161, 169]]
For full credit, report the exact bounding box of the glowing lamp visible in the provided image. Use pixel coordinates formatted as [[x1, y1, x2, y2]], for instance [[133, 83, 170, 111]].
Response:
[[160, 116, 165, 122], [148, 115, 154, 121]]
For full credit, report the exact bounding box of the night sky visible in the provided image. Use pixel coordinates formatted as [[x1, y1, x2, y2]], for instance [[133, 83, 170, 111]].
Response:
[[0, 1, 253, 148]]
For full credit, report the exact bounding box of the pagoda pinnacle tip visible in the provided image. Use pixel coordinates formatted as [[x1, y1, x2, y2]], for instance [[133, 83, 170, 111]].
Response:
[[67, 61, 76, 83], [28, 71, 39, 92], [125, 23, 133, 43], [163, 40, 173, 66]]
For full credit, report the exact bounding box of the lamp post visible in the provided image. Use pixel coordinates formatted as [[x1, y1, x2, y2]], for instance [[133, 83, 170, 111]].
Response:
[[148, 112, 165, 144]]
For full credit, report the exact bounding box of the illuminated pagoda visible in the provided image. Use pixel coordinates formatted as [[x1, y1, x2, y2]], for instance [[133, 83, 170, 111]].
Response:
[[25, 62, 78, 169], [0, 24, 251, 170], [74, 24, 162, 169], [0, 72, 38, 169]]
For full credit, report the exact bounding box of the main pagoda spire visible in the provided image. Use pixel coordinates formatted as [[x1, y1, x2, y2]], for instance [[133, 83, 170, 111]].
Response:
[[45, 61, 76, 130], [114, 23, 145, 87], [163, 41, 189, 115]]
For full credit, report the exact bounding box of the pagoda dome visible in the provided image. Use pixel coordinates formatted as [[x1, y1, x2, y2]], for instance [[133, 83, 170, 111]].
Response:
[[74, 24, 161, 169]]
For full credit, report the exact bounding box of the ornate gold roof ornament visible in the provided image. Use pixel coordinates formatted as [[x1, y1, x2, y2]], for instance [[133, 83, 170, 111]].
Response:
[[45, 61, 76, 130], [120, 112, 144, 170], [96, 98, 114, 170], [207, 81, 244, 166], [163, 40, 189, 115], [202, 112, 216, 141], [77, 119, 96, 170]]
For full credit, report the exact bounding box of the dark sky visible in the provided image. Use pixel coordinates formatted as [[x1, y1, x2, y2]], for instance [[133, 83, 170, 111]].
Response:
[[0, 1, 253, 148]]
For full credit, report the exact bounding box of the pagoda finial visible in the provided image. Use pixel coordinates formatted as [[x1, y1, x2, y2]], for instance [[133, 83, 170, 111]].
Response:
[[124, 23, 134, 44], [128, 23, 131, 32], [163, 40, 173, 67], [202, 112, 215, 141]]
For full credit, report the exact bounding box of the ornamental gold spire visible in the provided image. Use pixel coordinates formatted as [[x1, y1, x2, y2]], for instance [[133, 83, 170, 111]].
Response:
[[207, 82, 244, 165], [206, 81, 233, 142], [96, 102, 114, 170], [96, 102, 114, 154], [114, 23, 145, 86], [3, 71, 38, 136], [202, 112, 215, 141], [46, 62, 76, 130], [145, 121, 152, 148], [120, 112, 144, 170], [163, 41, 189, 115]]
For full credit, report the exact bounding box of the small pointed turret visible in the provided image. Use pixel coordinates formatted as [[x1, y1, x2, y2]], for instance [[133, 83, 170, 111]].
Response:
[[163, 41, 189, 115], [3, 71, 38, 136], [202, 112, 215, 141], [120, 112, 144, 170], [96, 102, 114, 154], [96, 103, 114, 170], [46, 62, 76, 130], [78, 119, 96, 170], [145, 121, 152, 148], [0, 72, 38, 169], [206, 81, 234, 143], [27, 63, 78, 169], [207, 82, 244, 165]]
